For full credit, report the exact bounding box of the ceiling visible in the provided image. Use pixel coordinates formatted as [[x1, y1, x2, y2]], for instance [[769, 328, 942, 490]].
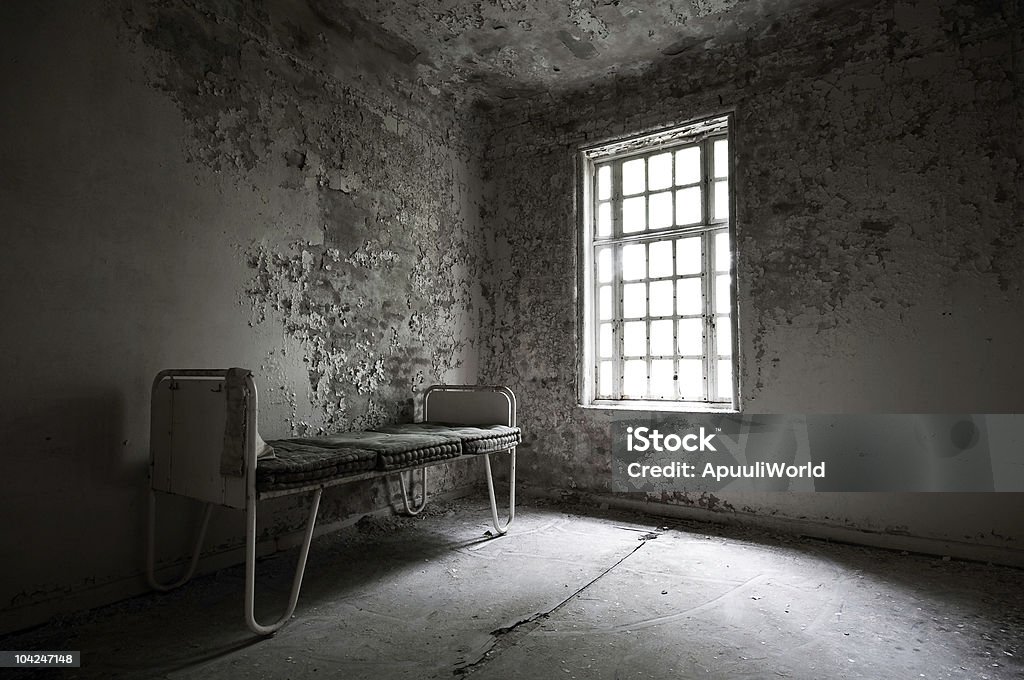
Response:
[[306, 0, 838, 101]]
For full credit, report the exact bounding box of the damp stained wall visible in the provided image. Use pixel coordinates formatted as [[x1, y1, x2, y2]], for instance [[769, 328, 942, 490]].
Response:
[[0, 0, 488, 632], [1, 0, 1022, 636], [477, 0, 1024, 552]]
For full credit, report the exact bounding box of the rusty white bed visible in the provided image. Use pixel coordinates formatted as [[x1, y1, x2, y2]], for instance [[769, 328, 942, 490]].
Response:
[[146, 368, 519, 635]]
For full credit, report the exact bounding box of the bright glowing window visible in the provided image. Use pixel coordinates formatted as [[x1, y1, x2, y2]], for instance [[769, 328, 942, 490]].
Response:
[[580, 115, 738, 409]]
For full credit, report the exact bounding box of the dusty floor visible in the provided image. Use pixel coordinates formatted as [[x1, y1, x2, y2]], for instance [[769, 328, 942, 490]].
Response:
[[2, 496, 1022, 679]]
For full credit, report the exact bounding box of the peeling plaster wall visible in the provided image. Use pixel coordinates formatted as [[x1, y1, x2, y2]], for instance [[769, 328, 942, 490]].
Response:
[[0, 0, 487, 632], [479, 0, 1024, 551]]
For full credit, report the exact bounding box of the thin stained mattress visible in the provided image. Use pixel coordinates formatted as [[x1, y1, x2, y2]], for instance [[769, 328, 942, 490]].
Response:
[[257, 423, 521, 492], [374, 423, 521, 454]]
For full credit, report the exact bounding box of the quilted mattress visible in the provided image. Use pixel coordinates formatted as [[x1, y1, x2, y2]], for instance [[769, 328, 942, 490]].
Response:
[[256, 423, 518, 492], [256, 440, 377, 491], [373, 423, 521, 454], [304, 431, 463, 470]]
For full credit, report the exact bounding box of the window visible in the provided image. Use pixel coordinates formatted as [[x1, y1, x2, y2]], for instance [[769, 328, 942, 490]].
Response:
[[579, 114, 738, 410]]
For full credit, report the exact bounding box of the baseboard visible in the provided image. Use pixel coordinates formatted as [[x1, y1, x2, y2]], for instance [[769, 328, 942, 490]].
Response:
[[0, 485, 478, 637], [521, 486, 1024, 569]]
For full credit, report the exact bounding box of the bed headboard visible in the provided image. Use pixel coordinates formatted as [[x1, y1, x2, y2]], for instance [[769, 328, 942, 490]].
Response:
[[150, 369, 252, 509], [422, 385, 516, 427]]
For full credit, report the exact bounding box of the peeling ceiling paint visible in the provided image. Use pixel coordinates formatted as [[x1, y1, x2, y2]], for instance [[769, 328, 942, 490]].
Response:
[[307, 0, 860, 100]]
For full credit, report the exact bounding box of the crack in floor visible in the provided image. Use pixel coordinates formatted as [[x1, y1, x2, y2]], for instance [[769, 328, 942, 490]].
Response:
[[449, 532, 658, 677]]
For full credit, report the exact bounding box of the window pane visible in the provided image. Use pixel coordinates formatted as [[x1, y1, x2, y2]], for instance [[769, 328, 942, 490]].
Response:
[[677, 277, 703, 316], [622, 158, 645, 196], [623, 196, 646, 233], [648, 240, 673, 278], [649, 280, 673, 317], [678, 358, 703, 399], [598, 360, 612, 397], [648, 152, 672, 191], [717, 359, 732, 400], [623, 282, 646, 318], [648, 191, 673, 230], [715, 275, 730, 314], [599, 285, 612, 320], [650, 319, 673, 355], [624, 321, 646, 357], [714, 180, 729, 219], [597, 247, 612, 283], [597, 202, 612, 237], [675, 146, 700, 185], [623, 359, 647, 398], [716, 316, 732, 357], [678, 318, 703, 356], [589, 124, 735, 406], [599, 323, 613, 358], [714, 232, 730, 272], [713, 139, 728, 178], [650, 359, 674, 399], [676, 236, 702, 275], [597, 165, 611, 200], [675, 186, 701, 225], [622, 243, 646, 280]]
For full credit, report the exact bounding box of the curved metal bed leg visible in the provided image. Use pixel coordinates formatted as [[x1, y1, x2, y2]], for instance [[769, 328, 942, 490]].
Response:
[[245, 488, 322, 636], [484, 448, 516, 535], [146, 490, 214, 591], [397, 467, 429, 516]]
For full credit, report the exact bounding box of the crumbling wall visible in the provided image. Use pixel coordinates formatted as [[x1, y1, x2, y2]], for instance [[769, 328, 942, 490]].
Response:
[[130, 0, 488, 432], [479, 0, 1024, 546], [0, 0, 487, 632]]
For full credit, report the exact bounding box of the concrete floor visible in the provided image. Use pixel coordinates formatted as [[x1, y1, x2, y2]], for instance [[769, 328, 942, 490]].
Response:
[[2, 496, 1022, 679]]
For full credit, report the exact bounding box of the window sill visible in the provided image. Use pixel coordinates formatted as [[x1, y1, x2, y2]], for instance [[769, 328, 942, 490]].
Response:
[[578, 400, 739, 414]]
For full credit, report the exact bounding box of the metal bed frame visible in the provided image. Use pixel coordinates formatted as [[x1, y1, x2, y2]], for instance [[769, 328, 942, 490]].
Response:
[[145, 369, 516, 635]]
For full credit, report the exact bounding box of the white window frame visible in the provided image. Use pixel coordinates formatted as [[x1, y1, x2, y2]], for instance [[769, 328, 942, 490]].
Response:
[[577, 113, 740, 412]]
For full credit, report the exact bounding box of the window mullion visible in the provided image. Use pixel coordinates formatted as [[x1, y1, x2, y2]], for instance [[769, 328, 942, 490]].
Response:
[[644, 156, 652, 397], [670, 148, 679, 401], [644, 234, 652, 400], [671, 238, 679, 401], [707, 232, 719, 402], [644, 155, 651, 400], [591, 162, 600, 401], [611, 161, 624, 400], [702, 140, 715, 403], [593, 243, 609, 400]]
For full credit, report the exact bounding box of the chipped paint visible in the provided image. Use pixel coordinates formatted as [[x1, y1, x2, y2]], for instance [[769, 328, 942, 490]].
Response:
[[0, 0, 490, 631], [478, 0, 1023, 539], [127, 0, 490, 436], [303, 0, 857, 101], [1, 0, 1022, 637]]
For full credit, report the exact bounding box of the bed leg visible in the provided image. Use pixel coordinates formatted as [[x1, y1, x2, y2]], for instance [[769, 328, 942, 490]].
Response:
[[146, 490, 214, 591], [244, 488, 322, 636], [483, 448, 516, 535], [396, 467, 429, 516]]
